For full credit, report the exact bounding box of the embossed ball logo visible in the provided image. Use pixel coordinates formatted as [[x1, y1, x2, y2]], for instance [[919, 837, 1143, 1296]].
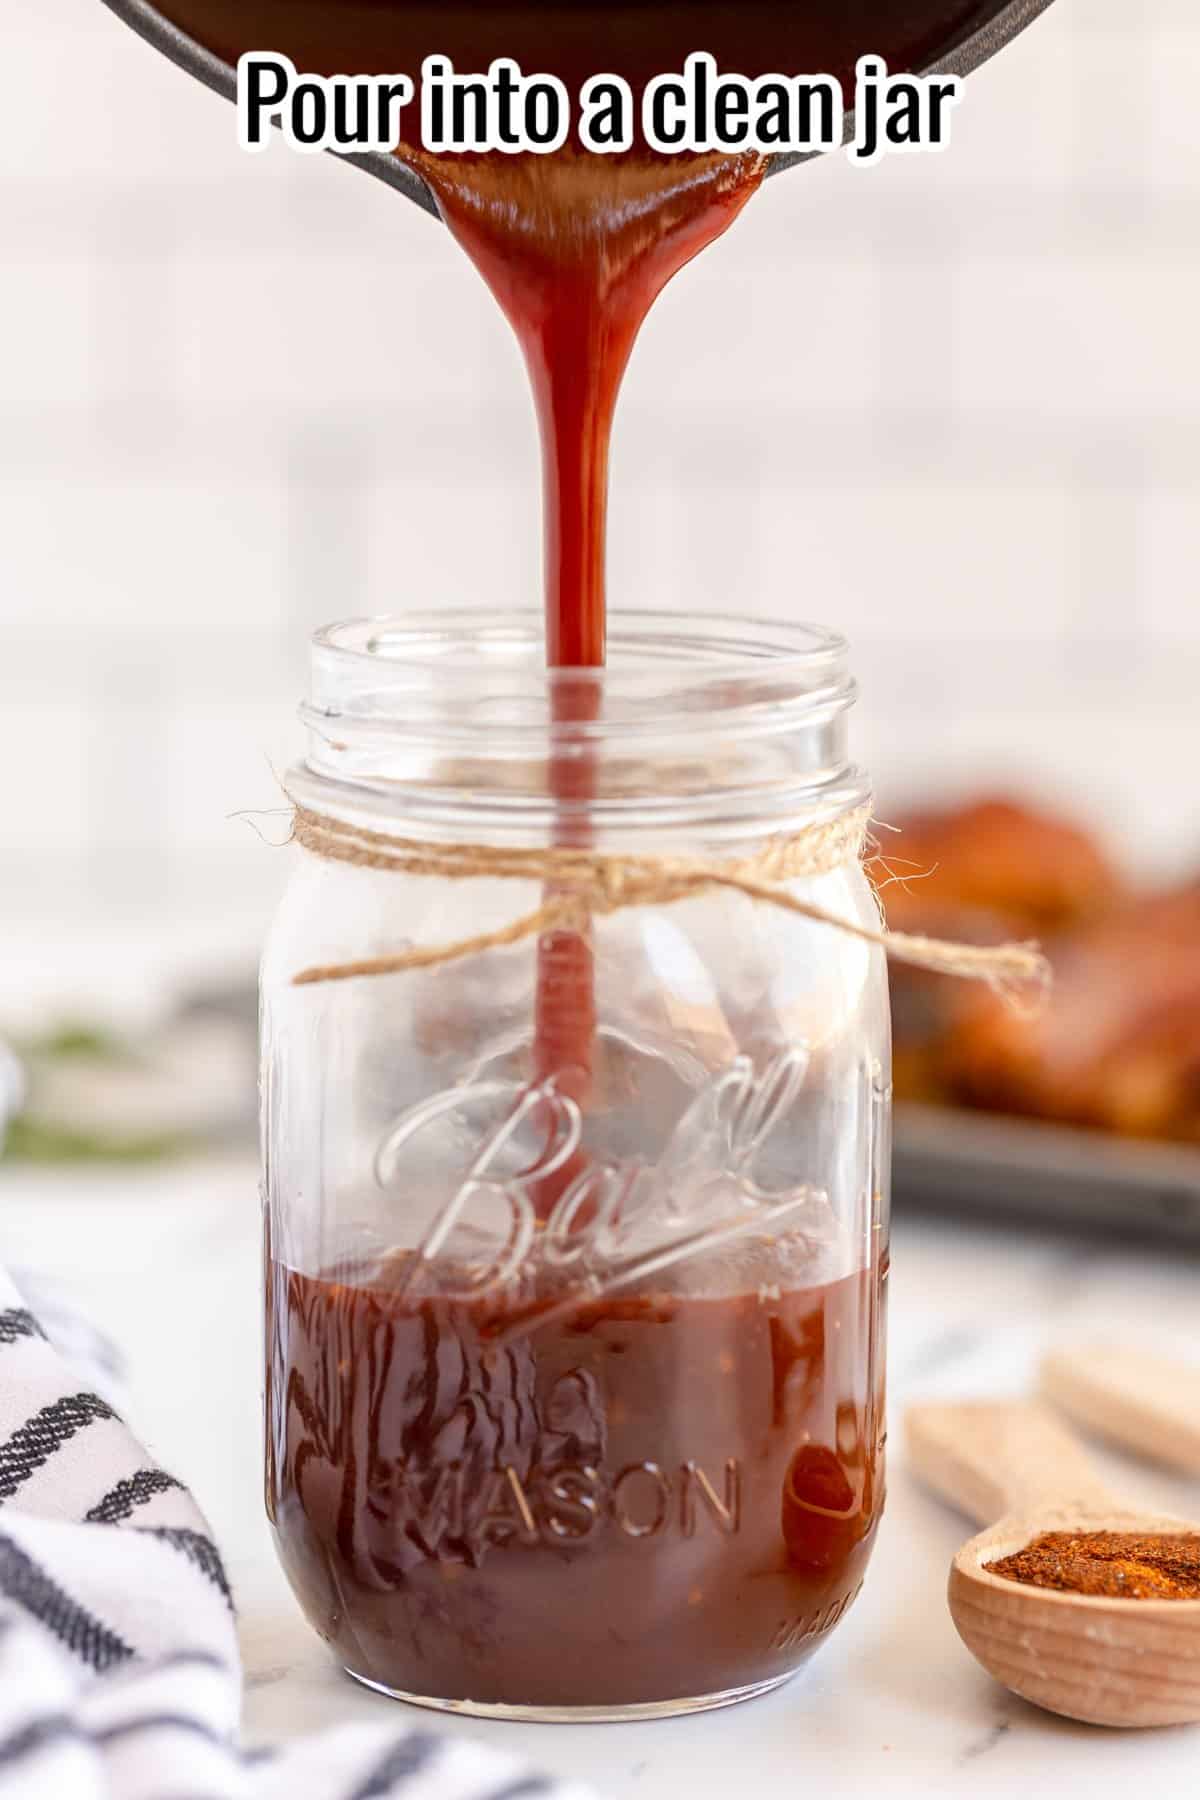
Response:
[[373, 1048, 823, 1321]]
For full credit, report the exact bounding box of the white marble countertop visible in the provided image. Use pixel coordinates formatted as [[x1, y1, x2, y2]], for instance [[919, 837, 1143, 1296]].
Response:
[[3, 1155, 1199, 1796]]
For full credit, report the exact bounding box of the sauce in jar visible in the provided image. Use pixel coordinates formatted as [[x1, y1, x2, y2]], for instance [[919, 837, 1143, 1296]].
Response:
[[166, 0, 914, 1712], [266, 1246, 885, 1709]]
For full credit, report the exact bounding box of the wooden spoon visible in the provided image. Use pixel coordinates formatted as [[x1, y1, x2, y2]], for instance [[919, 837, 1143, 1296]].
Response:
[[906, 1400, 1200, 1727], [1042, 1344, 1200, 1476]]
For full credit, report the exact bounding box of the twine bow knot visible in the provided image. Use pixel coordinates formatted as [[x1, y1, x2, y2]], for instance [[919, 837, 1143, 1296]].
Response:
[[286, 800, 1049, 1003]]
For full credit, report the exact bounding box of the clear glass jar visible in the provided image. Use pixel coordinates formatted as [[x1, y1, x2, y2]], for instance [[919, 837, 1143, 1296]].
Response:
[[262, 610, 890, 1721]]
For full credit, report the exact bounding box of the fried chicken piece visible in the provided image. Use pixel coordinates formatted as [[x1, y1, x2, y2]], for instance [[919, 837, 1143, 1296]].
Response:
[[869, 798, 1124, 1105], [869, 796, 1123, 933], [948, 884, 1200, 1142]]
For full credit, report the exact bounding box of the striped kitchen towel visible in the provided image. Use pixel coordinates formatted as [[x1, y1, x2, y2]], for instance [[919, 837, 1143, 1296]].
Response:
[[0, 1266, 595, 1800]]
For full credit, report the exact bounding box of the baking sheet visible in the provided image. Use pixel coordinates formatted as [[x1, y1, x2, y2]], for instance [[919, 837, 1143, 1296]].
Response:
[[893, 1103, 1200, 1246]]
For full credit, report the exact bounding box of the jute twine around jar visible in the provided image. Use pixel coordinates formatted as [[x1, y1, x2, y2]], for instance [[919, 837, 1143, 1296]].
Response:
[[288, 800, 1049, 1001]]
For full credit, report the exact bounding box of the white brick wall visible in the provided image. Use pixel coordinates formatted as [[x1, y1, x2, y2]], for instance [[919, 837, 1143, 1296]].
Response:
[[2, 0, 1198, 983]]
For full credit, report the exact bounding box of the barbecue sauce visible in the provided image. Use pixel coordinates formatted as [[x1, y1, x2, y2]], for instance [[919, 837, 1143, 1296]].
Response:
[[144, 0, 948, 1702], [158, 0, 995, 1129], [156, 0, 999, 649], [266, 1252, 884, 1707]]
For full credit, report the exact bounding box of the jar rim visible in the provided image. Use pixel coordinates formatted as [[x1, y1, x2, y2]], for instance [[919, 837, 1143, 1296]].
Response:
[[297, 608, 868, 846], [313, 609, 849, 686], [307, 609, 854, 737]]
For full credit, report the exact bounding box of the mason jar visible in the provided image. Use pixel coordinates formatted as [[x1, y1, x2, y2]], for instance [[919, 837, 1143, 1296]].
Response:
[[261, 609, 890, 1721]]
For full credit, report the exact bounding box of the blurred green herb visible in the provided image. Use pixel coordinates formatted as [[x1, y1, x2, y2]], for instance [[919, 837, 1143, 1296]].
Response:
[[3, 1115, 187, 1165], [21, 1024, 128, 1063], [1, 1021, 183, 1165]]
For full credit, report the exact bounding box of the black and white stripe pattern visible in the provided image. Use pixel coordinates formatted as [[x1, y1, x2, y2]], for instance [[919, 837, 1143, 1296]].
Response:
[[84, 1470, 185, 1526], [0, 1267, 596, 1800], [0, 1310, 42, 1348]]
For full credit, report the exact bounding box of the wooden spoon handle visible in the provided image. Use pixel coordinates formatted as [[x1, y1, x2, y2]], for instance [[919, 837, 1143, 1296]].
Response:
[[1042, 1344, 1200, 1476], [906, 1400, 1114, 1525]]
